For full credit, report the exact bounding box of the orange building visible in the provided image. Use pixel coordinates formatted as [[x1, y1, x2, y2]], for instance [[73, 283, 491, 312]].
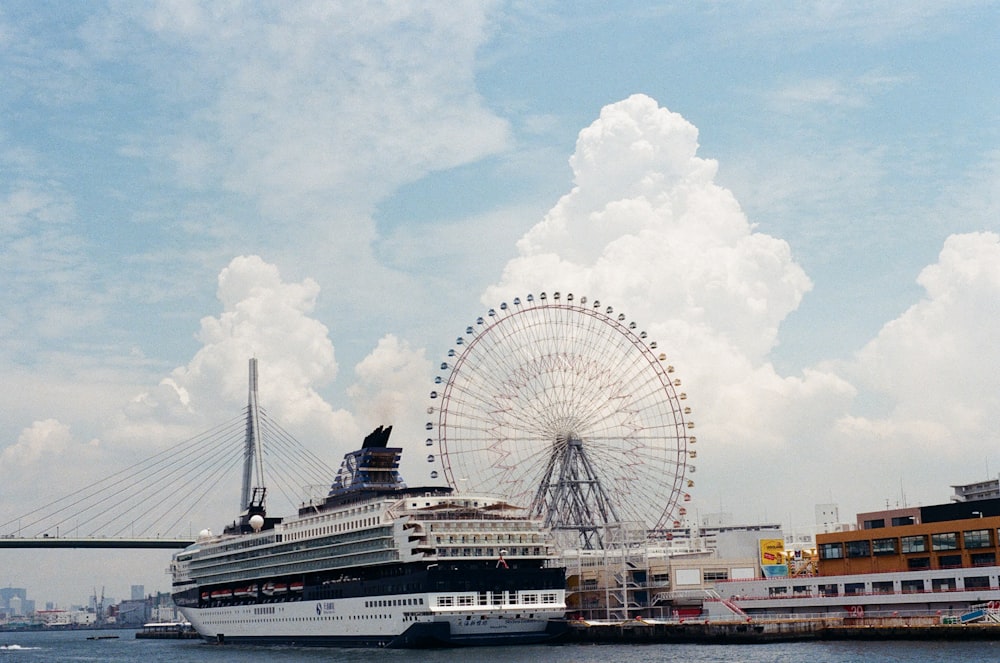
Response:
[[817, 513, 1000, 577]]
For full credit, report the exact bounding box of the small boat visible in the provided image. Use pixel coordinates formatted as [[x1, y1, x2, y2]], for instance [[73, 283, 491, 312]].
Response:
[[135, 622, 199, 639]]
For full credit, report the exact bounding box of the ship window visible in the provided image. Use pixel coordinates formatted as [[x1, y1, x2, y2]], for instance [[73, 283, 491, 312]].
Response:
[[907, 557, 930, 571], [931, 532, 958, 551], [846, 540, 870, 558], [900, 579, 921, 592]]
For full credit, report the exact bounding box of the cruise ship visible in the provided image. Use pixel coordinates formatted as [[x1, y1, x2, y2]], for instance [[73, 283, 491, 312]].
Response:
[[170, 425, 568, 647]]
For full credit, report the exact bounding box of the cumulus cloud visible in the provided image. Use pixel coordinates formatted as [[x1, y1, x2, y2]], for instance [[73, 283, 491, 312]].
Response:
[[843, 232, 1000, 455], [490, 94, 812, 360], [482, 95, 1000, 524], [0, 420, 102, 511], [348, 334, 433, 481], [114, 255, 350, 442], [1, 419, 78, 467], [112, 255, 436, 477], [484, 94, 861, 523], [487, 93, 830, 415]]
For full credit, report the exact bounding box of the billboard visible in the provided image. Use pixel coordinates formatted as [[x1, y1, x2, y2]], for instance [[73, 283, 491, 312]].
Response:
[[759, 538, 788, 578]]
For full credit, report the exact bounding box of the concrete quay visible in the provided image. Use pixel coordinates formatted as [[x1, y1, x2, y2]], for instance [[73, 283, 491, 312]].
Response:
[[561, 616, 1000, 644]]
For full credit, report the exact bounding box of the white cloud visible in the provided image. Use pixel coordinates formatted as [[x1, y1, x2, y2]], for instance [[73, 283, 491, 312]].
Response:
[[0, 419, 87, 467], [768, 71, 910, 115], [846, 232, 1000, 447], [482, 94, 869, 523], [112, 255, 436, 471], [118, 255, 349, 438], [348, 334, 433, 482], [118, 2, 511, 220], [489, 94, 813, 362]]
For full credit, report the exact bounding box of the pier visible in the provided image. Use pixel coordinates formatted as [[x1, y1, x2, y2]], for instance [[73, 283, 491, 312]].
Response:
[[562, 615, 1000, 644]]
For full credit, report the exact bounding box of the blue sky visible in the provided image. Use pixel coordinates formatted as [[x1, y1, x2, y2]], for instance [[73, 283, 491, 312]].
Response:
[[2, 1, 999, 605]]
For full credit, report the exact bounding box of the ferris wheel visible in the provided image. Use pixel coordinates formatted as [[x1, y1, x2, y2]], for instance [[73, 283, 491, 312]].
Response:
[[426, 291, 695, 549]]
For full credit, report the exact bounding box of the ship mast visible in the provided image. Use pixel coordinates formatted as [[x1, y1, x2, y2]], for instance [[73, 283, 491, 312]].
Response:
[[239, 357, 266, 513]]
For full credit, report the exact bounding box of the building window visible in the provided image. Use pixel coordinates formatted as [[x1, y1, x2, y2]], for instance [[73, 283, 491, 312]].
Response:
[[965, 576, 991, 589], [938, 554, 962, 569], [863, 519, 885, 529], [972, 552, 997, 567], [872, 581, 894, 594], [932, 577, 956, 591], [901, 535, 927, 553], [819, 543, 844, 560], [891, 516, 915, 526], [872, 538, 898, 555], [703, 570, 729, 581], [907, 557, 930, 571], [844, 582, 865, 596], [931, 532, 958, 551], [846, 540, 871, 558], [964, 529, 992, 549]]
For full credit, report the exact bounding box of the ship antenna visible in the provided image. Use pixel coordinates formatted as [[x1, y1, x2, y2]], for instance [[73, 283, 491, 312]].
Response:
[[240, 357, 266, 513]]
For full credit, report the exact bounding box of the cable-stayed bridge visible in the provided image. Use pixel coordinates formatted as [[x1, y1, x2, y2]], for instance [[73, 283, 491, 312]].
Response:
[[0, 359, 337, 550]]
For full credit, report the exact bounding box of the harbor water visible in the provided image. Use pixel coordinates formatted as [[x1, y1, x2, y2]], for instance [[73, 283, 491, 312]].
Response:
[[3, 629, 1000, 662]]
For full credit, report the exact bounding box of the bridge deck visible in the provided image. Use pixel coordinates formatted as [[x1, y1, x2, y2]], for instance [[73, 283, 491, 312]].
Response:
[[0, 537, 193, 549]]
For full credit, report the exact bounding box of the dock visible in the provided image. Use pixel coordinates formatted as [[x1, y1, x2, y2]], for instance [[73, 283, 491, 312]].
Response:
[[562, 615, 1000, 644]]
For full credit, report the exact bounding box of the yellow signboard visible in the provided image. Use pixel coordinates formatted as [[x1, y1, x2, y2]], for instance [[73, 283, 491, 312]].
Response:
[[759, 538, 784, 566]]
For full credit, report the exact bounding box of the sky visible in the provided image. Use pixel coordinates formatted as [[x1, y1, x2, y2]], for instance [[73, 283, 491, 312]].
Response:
[[2, 1, 999, 607]]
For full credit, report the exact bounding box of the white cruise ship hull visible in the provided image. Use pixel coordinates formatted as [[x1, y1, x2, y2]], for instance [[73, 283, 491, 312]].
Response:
[[179, 592, 567, 648]]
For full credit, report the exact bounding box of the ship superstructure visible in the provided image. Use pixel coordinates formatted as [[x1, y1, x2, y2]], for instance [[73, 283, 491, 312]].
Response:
[[170, 425, 567, 647]]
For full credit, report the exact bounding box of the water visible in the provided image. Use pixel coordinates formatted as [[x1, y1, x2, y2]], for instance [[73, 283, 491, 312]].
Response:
[[3, 630, 1000, 662]]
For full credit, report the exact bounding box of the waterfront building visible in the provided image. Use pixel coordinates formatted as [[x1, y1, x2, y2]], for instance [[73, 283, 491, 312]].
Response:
[[711, 495, 1000, 619], [951, 476, 1000, 502]]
